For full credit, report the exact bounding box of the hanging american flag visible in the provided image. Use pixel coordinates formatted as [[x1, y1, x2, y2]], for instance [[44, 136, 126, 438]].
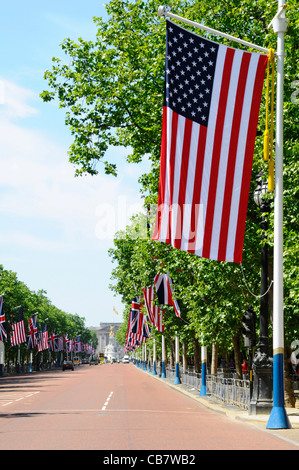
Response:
[[10, 306, 27, 346], [142, 287, 164, 332], [57, 336, 64, 351], [27, 313, 38, 349], [0, 295, 7, 342], [152, 20, 268, 263], [37, 324, 48, 351], [154, 273, 181, 317]]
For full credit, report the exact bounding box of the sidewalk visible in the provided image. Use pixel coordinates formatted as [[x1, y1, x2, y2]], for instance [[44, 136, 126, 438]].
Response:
[[139, 366, 299, 448]]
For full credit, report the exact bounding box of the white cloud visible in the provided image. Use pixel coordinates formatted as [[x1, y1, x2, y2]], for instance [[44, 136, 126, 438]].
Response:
[[0, 78, 146, 253], [0, 78, 38, 119]]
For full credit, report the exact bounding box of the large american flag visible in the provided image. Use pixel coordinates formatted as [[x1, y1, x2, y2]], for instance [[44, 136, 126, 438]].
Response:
[[10, 306, 27, 346], [0, 295, 7, 342], [152, 21, 268, 263]]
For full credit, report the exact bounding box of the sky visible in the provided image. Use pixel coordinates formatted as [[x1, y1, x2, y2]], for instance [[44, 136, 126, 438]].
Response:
[[0, 1, 151, 327]]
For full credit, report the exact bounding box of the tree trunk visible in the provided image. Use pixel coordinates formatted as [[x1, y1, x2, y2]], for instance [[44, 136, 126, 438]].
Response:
[[170, 338, 175, 368], [193, 335, 201, 374], [232, 335, 242, 379], [182, 340, 188, 372], [211, 343, 218, 375], [284, 346, 296, 408]]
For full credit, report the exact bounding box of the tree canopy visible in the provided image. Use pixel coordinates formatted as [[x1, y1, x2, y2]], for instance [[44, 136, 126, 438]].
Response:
[[41, 0, 299, 361]]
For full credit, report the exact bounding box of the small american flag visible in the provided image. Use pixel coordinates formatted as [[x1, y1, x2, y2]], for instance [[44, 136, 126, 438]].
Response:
[[57, 336, 64, 351], [153, 21, 268, 263], [10, 306, 26, 346], [37, 324, 48, 351], [0, 295, 7, 342], [142, 287, 165, 332]]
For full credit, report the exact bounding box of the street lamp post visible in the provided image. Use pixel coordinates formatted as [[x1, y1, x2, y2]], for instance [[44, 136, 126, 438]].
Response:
[[249, 174, 273, 415]]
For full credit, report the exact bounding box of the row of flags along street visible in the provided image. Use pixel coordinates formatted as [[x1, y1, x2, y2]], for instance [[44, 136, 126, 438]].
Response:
[[0, 294, 94, 355]]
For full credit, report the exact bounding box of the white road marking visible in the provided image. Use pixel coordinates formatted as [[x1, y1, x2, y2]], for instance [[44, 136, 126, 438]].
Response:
[[101, 391, 113, 411], [1, 390, 40, 406]]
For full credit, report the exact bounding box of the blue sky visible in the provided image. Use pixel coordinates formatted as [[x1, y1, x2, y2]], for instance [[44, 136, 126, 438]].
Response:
[[0, 1, 150, 326]]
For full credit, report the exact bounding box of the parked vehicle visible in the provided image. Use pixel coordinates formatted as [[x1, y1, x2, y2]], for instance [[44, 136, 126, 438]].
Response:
[[62, 360, 74, 371], [122, 355, 130, 363], [89, 356, 99, 365]]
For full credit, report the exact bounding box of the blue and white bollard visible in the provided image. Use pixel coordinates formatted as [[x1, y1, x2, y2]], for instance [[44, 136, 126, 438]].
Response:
[[161, 335, 166, 378], [199, 346, 207, 396]]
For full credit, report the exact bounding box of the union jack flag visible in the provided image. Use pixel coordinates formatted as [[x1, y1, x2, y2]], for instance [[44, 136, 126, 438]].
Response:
[[124, 300, 151, 352], [48, 331, 58, 352], [10, 306, 27, 346], [154, 273, 181, 318], [27, 313, 38, 349], [64, 334, 69, 352], [74, 335, 81, 353], [0, 295, 7, 342]]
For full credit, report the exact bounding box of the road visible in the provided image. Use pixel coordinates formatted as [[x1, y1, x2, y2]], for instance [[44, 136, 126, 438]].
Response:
[[0, 362, 298, 451]]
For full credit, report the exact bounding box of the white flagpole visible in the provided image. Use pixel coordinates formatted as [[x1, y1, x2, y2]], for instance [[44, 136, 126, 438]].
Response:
[[157, 6, 269, 53], [267, 1, 290, 430]]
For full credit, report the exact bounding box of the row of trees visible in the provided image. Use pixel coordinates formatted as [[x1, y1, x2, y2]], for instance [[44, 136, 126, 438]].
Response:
[[0, 265, 98, 369], [40, 0, 299, 404]]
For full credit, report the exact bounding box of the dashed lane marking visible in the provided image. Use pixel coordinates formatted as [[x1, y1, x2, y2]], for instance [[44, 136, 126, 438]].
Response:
[[101, 391, 113, 411]]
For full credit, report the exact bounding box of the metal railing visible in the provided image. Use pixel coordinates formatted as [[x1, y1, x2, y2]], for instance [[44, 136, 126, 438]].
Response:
[[162, 365, 250, 409]]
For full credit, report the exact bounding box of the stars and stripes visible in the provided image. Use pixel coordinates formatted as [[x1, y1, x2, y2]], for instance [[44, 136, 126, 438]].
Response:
[[0, 295, 7, 342], [153, 20, 268, 263], [142, 287, 165, 332], [37, 324, 48, 352], [10, 306, 27, 346]]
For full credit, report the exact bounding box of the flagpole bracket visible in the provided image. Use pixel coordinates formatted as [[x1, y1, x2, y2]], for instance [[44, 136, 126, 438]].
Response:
[[157, 5, 166, 17], [268, 4, 289, 33]]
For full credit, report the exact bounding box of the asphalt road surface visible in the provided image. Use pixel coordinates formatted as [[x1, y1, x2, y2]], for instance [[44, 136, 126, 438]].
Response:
[[0, 362, 298, 451]]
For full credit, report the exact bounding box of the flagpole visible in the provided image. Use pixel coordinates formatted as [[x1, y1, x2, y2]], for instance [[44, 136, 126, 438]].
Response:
[[266, 1, 290, 430], [153, 338, 157, 375], [157, 6, 269, 53]]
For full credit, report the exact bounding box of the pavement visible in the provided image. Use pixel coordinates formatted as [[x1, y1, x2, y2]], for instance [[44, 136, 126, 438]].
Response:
[[139, 366, 299, 448]]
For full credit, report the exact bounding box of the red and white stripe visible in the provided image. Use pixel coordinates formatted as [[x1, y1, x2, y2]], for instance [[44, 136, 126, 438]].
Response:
[[153, 45, 268, 263], [10, 321, 26, 346]]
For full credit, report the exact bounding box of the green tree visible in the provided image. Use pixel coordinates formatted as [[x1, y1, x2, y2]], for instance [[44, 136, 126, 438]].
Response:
[[41, 0, 299, 375]]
